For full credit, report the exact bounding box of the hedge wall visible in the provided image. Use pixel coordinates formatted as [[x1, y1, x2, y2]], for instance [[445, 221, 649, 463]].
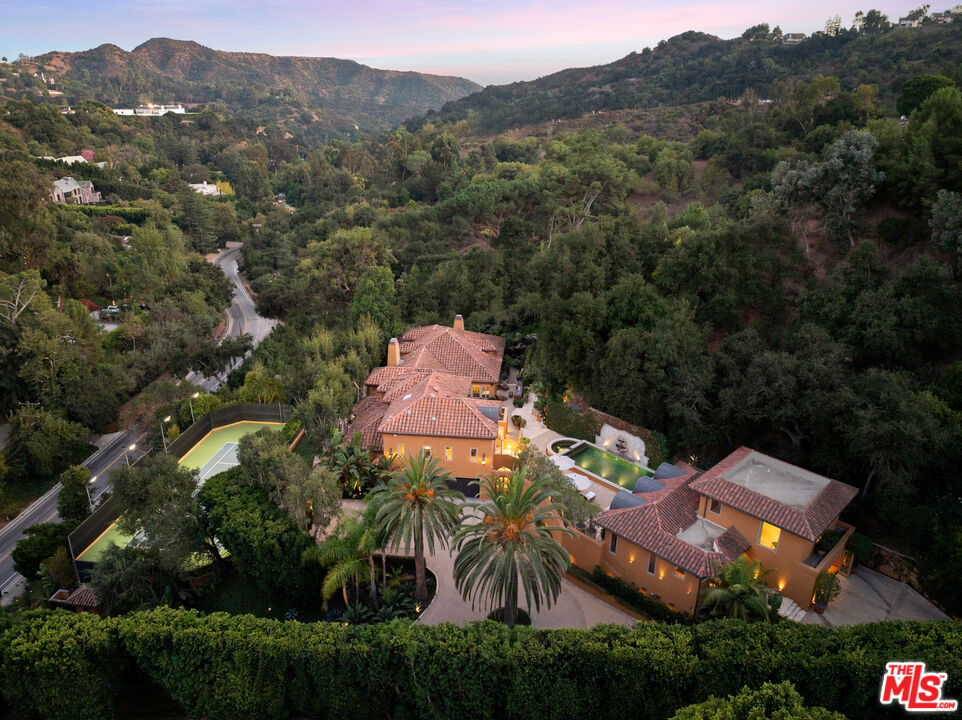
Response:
[[1, 609, 960, 720], [60, 204, 151, 223]]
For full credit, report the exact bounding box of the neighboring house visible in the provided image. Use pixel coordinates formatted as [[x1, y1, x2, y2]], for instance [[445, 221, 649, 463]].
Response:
[[113, 104, 186, 116], [50, 177, 101, 205], [565, 447, 858, 614], [346, 315, 509, 482], [189, 181, 222, 196], [898, 16, 922, 27], [781, 33, 806, 44], [56, 155, 87, 165], [932, 7, 961, 22]]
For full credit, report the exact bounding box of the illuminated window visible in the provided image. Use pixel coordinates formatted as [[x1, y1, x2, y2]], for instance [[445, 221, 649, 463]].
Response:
[[445, 447, 453, 461], [759, 522, 781, 552], [647, 554, 656, 575], [423, 446, 431, 458], [674, 566, 685, 580], [471, 384, 481, 397], [396, 443, 405, 458], [470, 448, 479, 463], [708, 498, 722, 515], [609, 533, 618, 554]]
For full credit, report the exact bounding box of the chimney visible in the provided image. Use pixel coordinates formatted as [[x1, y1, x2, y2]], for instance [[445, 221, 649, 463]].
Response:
[[453, 314, 464, 331], [387, 337, 400, 366]]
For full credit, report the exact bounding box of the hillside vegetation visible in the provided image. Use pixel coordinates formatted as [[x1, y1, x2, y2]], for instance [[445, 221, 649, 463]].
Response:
[[417, 23, 962, 132]]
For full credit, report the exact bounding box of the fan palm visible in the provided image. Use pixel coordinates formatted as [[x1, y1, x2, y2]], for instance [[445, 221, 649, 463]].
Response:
[[301, 509, 382, 606], [700, 556, 776, 621], [452, 468, 573, 628], [368, 451, 463, 603]]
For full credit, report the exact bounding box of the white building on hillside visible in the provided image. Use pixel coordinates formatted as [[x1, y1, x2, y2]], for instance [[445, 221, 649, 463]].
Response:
[[113, 104, 187, 116], [189, 181, 222, 196]]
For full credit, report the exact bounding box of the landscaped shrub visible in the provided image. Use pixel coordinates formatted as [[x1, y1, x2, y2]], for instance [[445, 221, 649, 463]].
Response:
[[486, 606, 531, 625], [590, 565, 695, 624], [542, 399, 601, 440], [0, 610, 127, 720], [2, 609, 961, 720], [670, 682, 846, 719], [847, 532, 874, 565]]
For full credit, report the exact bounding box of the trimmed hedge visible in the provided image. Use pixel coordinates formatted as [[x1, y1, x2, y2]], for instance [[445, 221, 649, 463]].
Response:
[[591, 565, 695, 625], [59, 204, 151, 223], [1, 608, 960, 720]]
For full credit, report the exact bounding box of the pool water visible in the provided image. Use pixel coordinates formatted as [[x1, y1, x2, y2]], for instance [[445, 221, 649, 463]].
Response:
[[550, 438, 578, 454], [566, 444, 652, 490]]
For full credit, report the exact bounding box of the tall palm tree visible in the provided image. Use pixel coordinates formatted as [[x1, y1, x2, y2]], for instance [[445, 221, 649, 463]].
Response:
[[368, 451, 463, 603], [700, 556, 776, 621], [452, 468, 573, 627]]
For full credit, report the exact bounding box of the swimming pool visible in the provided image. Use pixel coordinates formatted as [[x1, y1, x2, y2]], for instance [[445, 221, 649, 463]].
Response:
[[565, 443, 653, 490]]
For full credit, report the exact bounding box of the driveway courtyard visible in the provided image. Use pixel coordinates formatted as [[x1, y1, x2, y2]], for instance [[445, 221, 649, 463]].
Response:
[[801, 566, 949, 627]]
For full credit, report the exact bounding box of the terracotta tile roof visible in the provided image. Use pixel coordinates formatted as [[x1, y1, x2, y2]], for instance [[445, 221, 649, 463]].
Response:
[[347, 369, 501, 447], [395, 325, 505, 383], [595, 467, 750, 578], [66, 584, 100, 608], [347, 396, 389, 448], [689, 447, 858, 541]]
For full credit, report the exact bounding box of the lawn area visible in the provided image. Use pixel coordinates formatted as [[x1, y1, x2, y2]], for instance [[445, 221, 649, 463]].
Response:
[[194, 566, 334, 622], [194, 558, 436, 624]]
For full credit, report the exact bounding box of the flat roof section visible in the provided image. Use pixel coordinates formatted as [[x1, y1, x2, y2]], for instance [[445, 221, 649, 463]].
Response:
[[676, 517, 727, 551], [723, 453, 830, 510]]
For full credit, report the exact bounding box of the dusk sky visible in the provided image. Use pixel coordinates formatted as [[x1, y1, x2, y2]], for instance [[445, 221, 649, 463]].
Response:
[[0, 1, 928, 85]]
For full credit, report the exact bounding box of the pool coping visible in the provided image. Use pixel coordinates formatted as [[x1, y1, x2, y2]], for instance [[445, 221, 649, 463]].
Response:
[[549, 438, 655, 494]]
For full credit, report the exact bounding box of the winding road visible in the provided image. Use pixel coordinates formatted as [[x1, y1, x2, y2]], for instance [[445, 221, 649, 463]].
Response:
[[0, 243, 275, 604]]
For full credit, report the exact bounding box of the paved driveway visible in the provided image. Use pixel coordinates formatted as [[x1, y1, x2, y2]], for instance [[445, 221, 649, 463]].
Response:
[[801, 566, 949, 627], [417, 541, 638, 628], [344, 498, 637, 629]]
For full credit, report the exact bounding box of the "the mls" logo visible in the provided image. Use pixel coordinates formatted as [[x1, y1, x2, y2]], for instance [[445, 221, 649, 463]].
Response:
[[880, 662, 959, 712]]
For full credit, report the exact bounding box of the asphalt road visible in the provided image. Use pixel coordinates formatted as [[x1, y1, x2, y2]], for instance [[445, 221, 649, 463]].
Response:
[[185, 245, 276, 392], [0, 244, 275, 604]]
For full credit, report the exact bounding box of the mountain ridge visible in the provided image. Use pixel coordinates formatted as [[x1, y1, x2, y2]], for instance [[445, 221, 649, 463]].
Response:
[[34, 37, 482, 130]]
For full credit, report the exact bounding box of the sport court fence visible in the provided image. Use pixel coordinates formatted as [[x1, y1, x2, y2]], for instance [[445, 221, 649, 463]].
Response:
[[68, 403, 292, 581]]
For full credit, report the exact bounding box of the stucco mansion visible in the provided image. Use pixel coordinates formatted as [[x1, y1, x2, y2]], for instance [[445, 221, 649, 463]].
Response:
[[347, 316, 859, 613]]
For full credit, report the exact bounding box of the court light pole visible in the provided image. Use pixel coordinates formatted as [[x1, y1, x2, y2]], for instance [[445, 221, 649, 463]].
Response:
[[85, 474, 98, 511], [125, 443, 136, 467], [189, 392, 200, 424], [160, 415, 171, 453]]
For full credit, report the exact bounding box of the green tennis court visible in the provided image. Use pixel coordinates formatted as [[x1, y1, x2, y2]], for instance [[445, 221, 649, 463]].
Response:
[[75, 421, 282, 562], [178, 421, 282, 471], [76, 522, 134, 563]]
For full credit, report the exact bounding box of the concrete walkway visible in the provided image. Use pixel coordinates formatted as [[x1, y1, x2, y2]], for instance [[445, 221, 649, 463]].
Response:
[[800, 566, 949, 627], [508, 391, 562, 453]]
